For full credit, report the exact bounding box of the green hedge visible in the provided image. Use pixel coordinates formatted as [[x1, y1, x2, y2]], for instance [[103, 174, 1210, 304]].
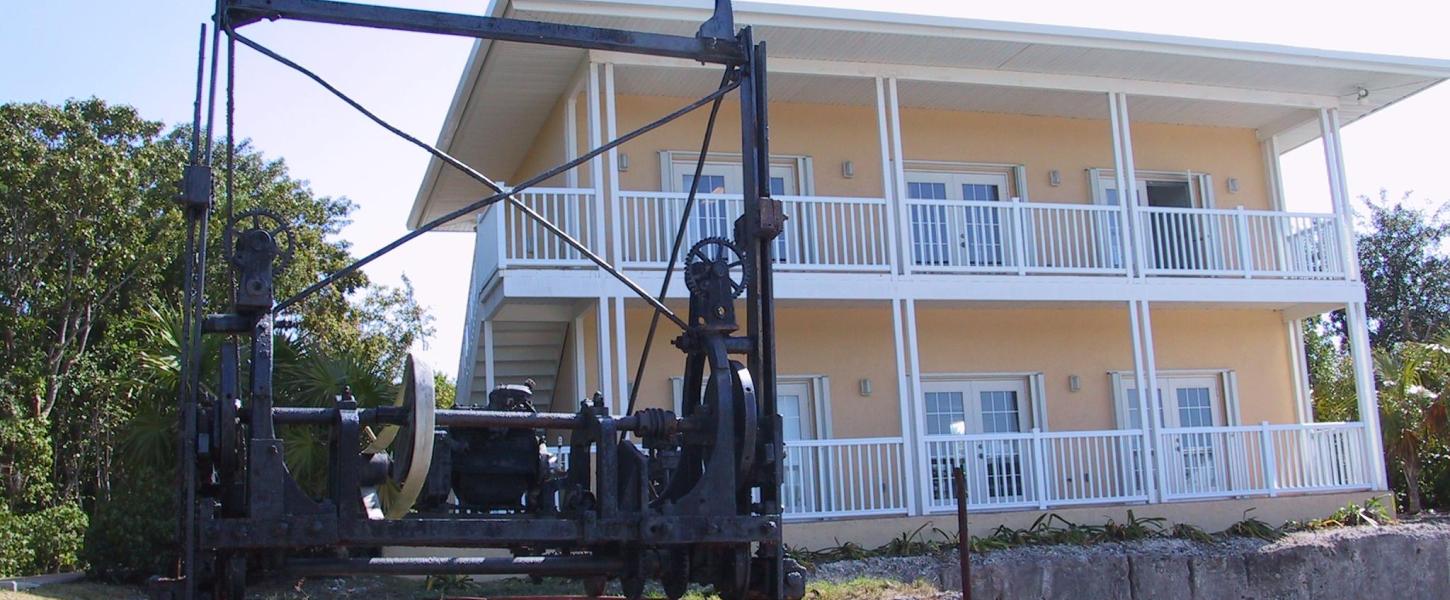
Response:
[[0, 502, 88, 577], [82, 474, 175, 582]]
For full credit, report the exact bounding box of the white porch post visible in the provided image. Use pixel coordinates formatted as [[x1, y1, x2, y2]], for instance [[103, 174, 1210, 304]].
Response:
[[588, 62, 607, 256], [482, 320, 496, 393], [1127, 300, 1158, 503], [903, 299, 931, 512], [1286, 317, 1314, 423], [1319, 108, 1359, 282], [1111, 93, 1146, 278], [605, 63, 623, 265], [564, 90, 579, 188], [1346, 301, 1389, 490], [596, 298, 613, 406], [1137, 300, 1167, 500], [573, 312, 587, 404], [875, 77, 901, 273], [890, 298, 919, 515], [887, 78, 911, 276], [613, 296, 629, 414]]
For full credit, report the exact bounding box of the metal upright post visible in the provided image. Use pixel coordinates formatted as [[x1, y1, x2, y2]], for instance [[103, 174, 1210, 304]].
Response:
[[952, 466, 971, 600]]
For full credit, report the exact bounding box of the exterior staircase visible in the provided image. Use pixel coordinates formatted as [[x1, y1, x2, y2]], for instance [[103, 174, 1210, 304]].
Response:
[[465, 321, 569, 410]]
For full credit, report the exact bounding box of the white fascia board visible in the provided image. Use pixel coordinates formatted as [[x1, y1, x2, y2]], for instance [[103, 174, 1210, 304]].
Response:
[[593, 51, 1340, 109], [495, 268, 1366, 305], [526, 0, 1450, 78]]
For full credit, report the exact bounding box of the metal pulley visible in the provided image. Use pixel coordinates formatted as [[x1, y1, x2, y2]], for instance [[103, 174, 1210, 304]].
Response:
[[363, 352, 436, 519]]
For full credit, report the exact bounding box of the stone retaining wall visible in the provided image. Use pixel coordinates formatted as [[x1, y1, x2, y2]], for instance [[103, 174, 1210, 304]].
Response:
[[814, 521, 1450, 599]]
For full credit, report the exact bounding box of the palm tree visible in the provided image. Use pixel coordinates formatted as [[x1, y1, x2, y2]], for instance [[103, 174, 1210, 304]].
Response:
[[1374, 331, 1450, 514]]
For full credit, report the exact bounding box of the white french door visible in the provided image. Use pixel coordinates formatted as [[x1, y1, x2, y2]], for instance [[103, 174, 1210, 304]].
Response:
[[905, 172, 1010, 268], [672, 161, 797, 259], [1122, 376, 1226, 495], [923, 378, 1031, 505], [778, 381, 822, 513]]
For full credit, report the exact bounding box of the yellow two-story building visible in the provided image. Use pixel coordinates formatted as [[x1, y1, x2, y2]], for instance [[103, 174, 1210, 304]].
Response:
[[410, 0, 1450, 547]]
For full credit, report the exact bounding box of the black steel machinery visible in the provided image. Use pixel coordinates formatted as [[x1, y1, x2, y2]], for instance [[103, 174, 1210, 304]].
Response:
[[160, 0, 799, 598]]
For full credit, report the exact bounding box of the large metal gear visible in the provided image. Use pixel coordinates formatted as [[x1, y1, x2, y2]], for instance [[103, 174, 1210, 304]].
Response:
[[684, 236, 751, 298], [225, 208, 296, 271]]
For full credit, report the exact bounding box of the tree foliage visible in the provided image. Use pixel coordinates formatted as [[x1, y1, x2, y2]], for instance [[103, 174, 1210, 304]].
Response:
[[1342, 191, 1450, 346], [0, 98, 448, 576]]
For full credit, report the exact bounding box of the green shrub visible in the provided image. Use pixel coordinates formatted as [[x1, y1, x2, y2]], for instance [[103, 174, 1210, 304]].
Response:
[[82, 474, 175, 582], [0, 502, 88, 576]]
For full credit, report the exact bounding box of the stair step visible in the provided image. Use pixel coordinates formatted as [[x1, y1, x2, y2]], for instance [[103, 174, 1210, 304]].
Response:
[[494, 360, 558, 377], [492, 321, 569, 333], [491, 329, 567, 347], [487, 344, 559, 361]]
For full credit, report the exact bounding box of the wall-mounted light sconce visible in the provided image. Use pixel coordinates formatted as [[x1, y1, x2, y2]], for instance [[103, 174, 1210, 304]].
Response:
[[1226, 177, 1239, 194], [617, 153, 630, 173], [858, 378, 872, 397], [842, 160, 855, 179], [1068, 374, 1081, 392], [1048, 169, 1061, 187]]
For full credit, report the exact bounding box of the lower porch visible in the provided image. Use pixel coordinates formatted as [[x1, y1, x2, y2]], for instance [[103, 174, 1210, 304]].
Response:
[[465, 298, 1386, 534]]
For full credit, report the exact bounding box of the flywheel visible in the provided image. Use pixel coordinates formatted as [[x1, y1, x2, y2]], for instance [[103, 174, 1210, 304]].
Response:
[[363, 352, 436, 519]]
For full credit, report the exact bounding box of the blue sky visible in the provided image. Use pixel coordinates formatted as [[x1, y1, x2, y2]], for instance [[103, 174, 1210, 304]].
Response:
[[4, 0, 1449, 378]]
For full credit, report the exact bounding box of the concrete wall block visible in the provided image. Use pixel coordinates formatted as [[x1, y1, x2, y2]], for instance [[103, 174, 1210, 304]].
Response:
[[1128, 554, 1191, 599], [1186, 554, 1249, 600]]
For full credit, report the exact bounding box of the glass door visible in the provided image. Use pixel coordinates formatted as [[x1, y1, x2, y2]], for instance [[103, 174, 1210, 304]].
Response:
[[672, 162, 796, 260], [778, 381, 820, 513], [1123, 376, 1225, 495], [905, 172, 1009, 268], [923, 379, 1030, 505]]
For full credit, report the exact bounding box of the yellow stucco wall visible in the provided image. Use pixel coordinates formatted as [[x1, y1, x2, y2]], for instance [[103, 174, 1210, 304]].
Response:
[[535, 94, 1271, 210], [600, 302, 1297, 436]]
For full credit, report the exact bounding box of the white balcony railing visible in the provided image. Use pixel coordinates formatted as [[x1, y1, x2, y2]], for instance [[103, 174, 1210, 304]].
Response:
[[546, 422, 1370, 521], [1138, 207, 1345, 279], [617, 191, 893, 272], [781, 437, 909, 519], [904, 199, 1128, 275], [1156, 422, 1370, 501], [475, 188, 1347, 283], [923, 429, 1149, 513]]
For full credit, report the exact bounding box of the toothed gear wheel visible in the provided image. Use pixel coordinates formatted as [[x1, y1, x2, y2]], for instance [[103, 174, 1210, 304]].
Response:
[[226, 208, 296, 271], [684, 237, 750, 299]]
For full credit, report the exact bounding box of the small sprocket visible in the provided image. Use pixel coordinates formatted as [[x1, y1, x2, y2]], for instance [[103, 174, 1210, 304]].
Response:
[[683, 237, 750, 299]]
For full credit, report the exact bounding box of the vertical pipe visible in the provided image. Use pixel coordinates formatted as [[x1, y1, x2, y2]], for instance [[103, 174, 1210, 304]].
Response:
[[953, 466, 972, 600]]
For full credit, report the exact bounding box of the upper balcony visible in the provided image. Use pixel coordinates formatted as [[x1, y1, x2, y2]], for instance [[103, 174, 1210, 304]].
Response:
[[416, 0, 1450, 308], [472, 187, 1346, 288]]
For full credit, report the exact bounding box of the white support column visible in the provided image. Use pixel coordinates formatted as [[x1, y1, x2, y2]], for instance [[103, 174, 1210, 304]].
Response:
[[1319, 108, 1360, 282], [1285, 317, 1314, 423], [564, 91, 579, 188], [1115, 93, 1146, 278], [1346, 301, 1389, 490], [875, 77, 901, 274], [573, 313, 587, 404], [587, 63, 607, 255], [1107, 93, 1135, 278], [903, 299, 931, 513], [1263, 136, 1287, 211], [1127, 300, 1158, 503], [1138, 300, 1167, 500], [605, 63, 623, 265], [890, 298, 919, 515], [482, 320, 496, 394], [887, 78, 911, 276], [613, 296, 629, 414], [596, 298, 613, 406]]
